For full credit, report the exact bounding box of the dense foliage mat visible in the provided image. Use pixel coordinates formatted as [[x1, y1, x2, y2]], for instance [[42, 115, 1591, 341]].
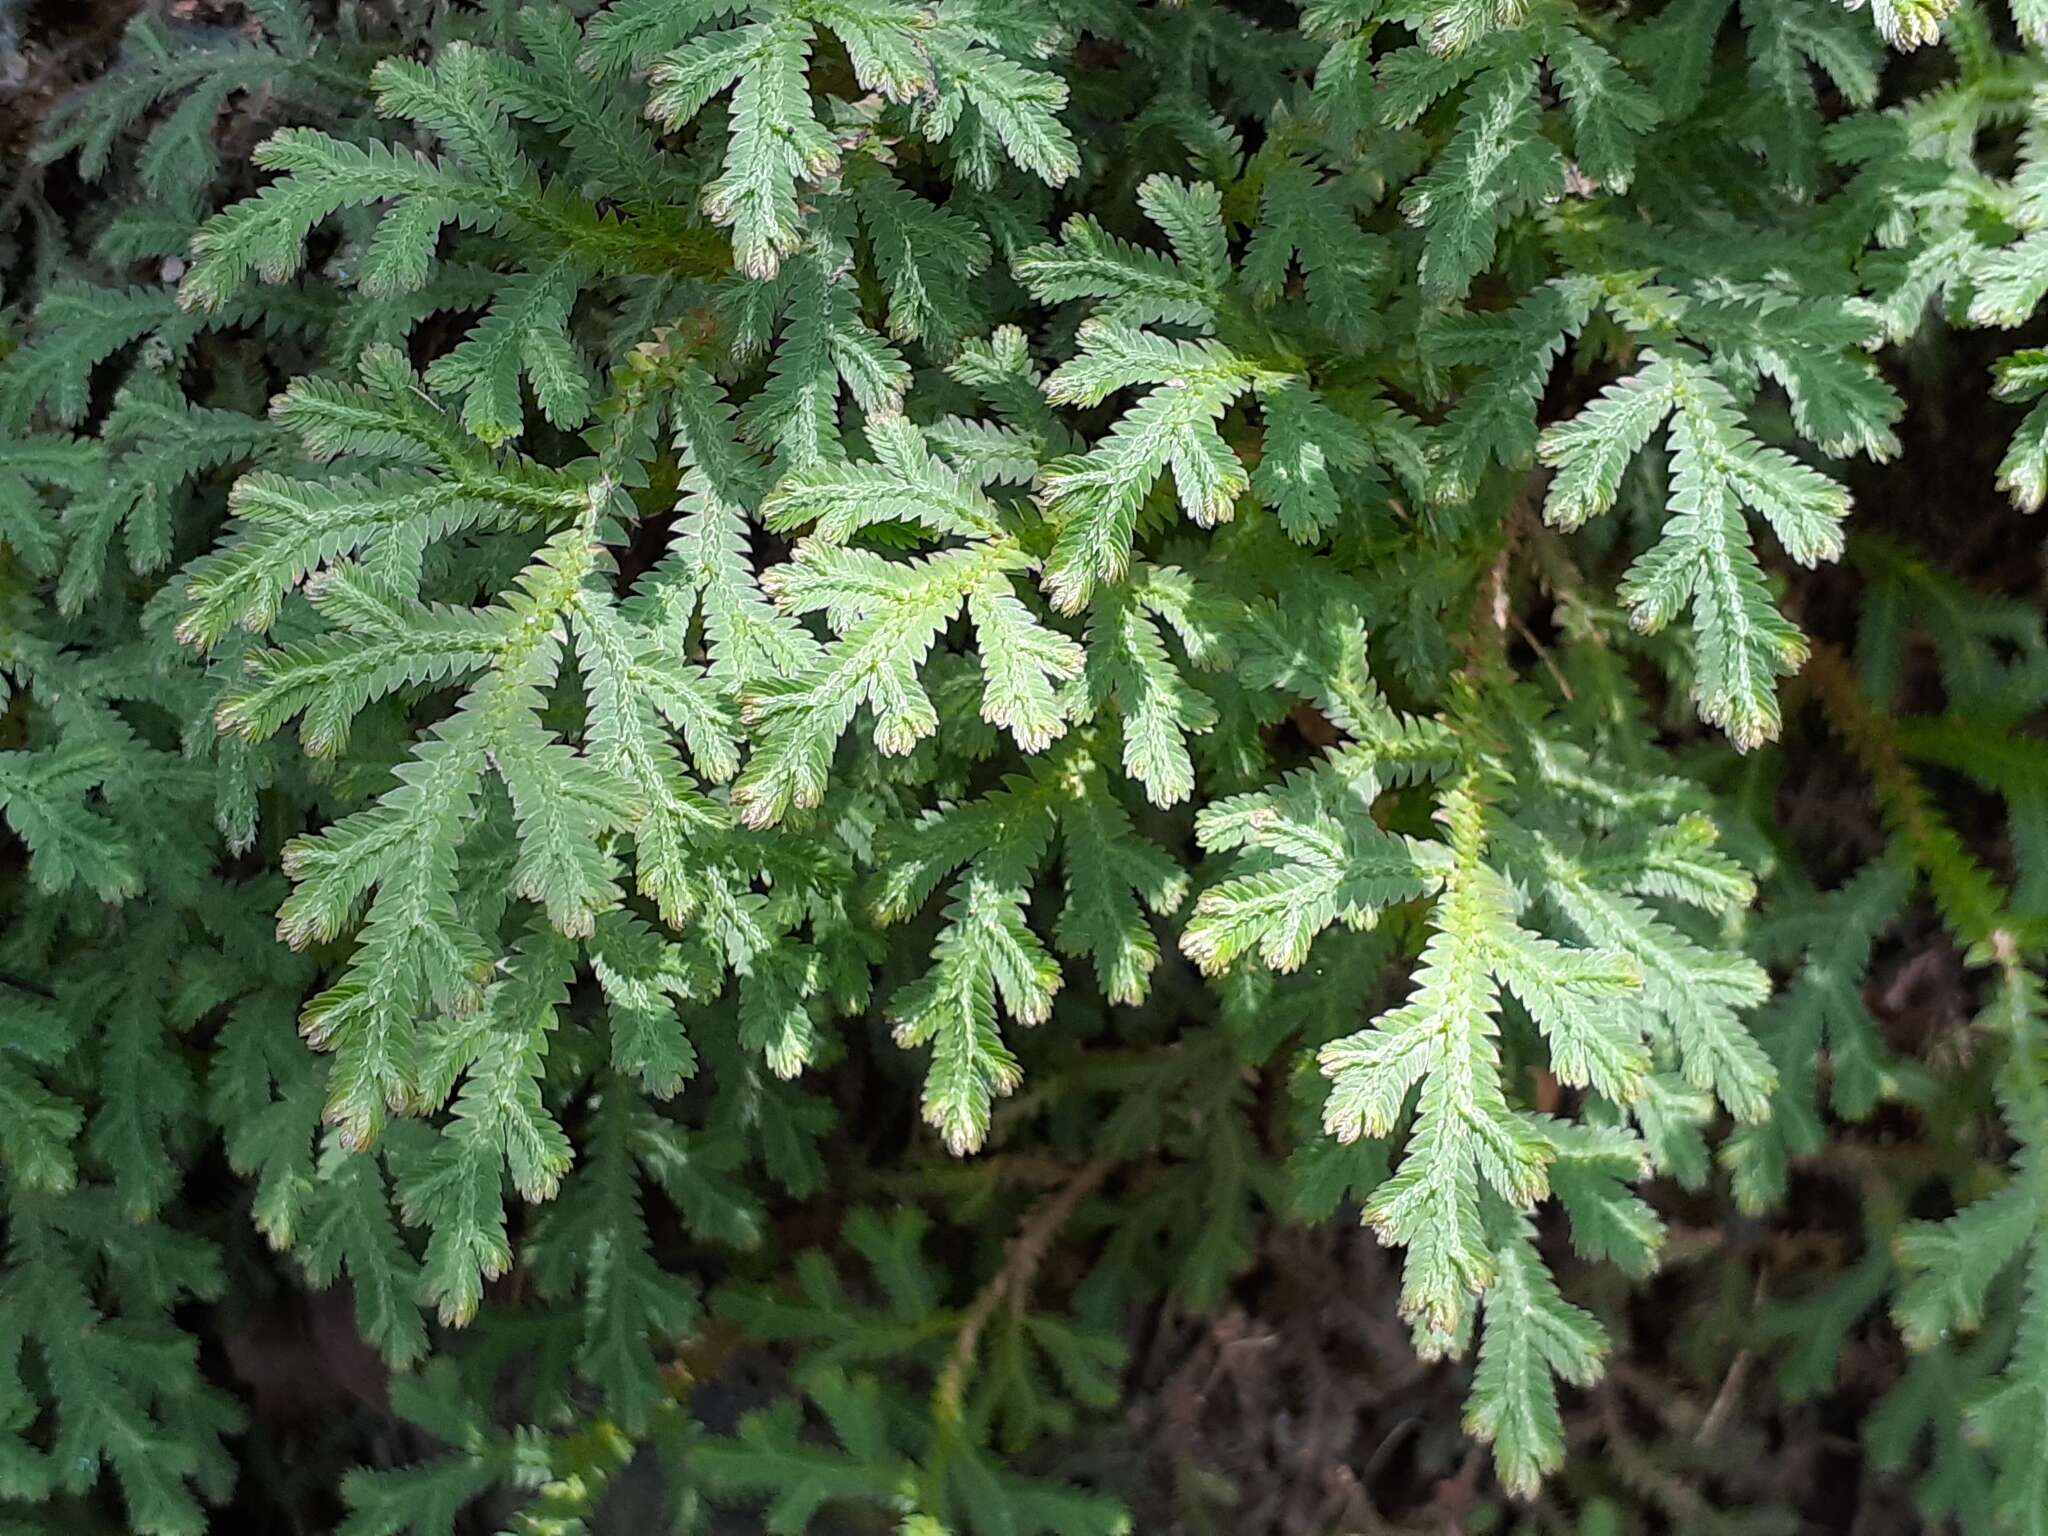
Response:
[[6, 0, 2048, 1530]]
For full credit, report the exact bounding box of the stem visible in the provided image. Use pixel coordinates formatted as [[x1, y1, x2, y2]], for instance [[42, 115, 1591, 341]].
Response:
[[932, 1156, 1117, 1430], [1805, 639, 2028, 960]]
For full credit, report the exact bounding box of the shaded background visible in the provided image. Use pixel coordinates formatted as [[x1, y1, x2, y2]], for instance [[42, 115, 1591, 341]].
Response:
[[4, 2, 2045, 1532]]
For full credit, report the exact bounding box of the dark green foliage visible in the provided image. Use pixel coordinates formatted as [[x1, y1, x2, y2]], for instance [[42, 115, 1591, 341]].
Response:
[[3, 0, 2048, 1532]]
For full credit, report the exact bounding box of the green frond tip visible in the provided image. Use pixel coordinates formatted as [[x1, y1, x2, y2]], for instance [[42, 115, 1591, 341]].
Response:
[[1540, 352, 1849, 750], [1867, 0, 1959, 47], [1319, 777, 1645, 1333], [1465, 1204, 1609, 1496]]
